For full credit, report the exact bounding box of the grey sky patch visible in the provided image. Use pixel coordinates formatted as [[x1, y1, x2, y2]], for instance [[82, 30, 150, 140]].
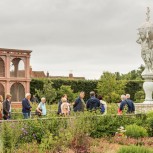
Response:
[[0, 0, 152, 79]]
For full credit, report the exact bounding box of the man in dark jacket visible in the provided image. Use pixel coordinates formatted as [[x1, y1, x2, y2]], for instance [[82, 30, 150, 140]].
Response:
[[119, 95, 127, 112], [86, 91, 100, 111], [22, 93, 32, 119], [3, 94, 12, 120], [73, 92, 85, 112], [126, 94, 135, 113]]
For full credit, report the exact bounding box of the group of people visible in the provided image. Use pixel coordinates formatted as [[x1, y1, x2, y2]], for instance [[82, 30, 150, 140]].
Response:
[[22, 93, 47, 119], [118, 94, 135, 114], [57, 91, 107, 116], [0, 91, 135, 120], [0, 93, 47, 120]]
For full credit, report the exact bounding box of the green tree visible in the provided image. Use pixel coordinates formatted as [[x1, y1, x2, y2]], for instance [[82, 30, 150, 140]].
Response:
[[57, 85, 76, 102], [35, 79, 57, 104], [97, 72, 126, 103]]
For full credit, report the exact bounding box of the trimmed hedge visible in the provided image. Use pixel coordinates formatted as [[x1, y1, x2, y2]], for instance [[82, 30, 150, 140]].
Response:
[[30, 79, 144, 102], [30, 79, 98, 101]]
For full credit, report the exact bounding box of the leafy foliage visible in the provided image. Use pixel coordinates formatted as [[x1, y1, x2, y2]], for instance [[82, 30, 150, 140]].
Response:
[[57, 85, 76, 102], [118, 145, 153, 153], [97, 72, 126, 102], [35, 79, 57, 104], [125, 124, 148, 139], [134, 90, 145, 103]]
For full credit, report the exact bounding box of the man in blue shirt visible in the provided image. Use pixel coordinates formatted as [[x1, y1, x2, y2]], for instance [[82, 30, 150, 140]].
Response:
[[86, 91, 100, 111]]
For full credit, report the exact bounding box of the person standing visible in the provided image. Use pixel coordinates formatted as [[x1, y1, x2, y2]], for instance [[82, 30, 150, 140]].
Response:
[[86, 91, 100, 112], [36, 97, 47, 116], [3, 94, 12, 120], [125, 94, 135, 114], [22, 93, 32, 119], [0, 95, 3, 120], [61, 97, 70, 116], [98, 96, 107, 114], [57, 94, 67, 115], [73, 92, 85, 112], [119, 95, 127, 114]]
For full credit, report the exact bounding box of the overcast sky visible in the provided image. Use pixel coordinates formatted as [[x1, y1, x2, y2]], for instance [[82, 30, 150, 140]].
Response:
[[0, 0, 152, 79]]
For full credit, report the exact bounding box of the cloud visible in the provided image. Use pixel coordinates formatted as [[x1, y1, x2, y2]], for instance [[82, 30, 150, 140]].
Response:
[[0, 0, 151, 79]]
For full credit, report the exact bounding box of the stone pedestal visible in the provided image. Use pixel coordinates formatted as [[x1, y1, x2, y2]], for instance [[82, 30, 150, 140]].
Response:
[[135, 103, 153, 114], [142, 70, 153, 104]]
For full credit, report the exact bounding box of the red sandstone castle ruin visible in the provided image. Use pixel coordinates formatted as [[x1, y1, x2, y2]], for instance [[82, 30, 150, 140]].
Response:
[[0, 48, 31, 104]]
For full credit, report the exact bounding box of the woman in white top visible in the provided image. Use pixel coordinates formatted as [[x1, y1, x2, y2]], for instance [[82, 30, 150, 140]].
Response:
[[98, 95, 107, 114], [36, 97, 47, 116]]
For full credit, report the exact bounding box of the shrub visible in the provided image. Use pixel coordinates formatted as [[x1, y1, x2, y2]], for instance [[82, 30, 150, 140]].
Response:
[[125, 80, 143, 101], [90, 115, 145, 138], [2, 122, 22, 152], [35, 79, 57, 104], [146, 111, 153, 136], [97, 72, 126, 103], [125, 124, 148, 139], [118, 145, 153, 153], [134, 90, 145, 103], [57, 85, 76, 102]]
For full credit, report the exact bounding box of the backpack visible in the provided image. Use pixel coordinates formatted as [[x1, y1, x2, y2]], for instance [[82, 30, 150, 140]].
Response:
[[62, 103, 69, 110], [100, 104, 105, 113]]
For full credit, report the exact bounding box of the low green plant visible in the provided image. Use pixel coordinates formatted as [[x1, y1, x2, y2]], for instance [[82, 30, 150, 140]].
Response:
[[125, 124, 148, 139], [118, 145, 153, 153], [2, 122, 22, 153]]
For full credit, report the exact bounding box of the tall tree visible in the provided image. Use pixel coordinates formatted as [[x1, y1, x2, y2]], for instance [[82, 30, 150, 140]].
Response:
[[35, 79, 57, 104], [97, 72, 126, 103]]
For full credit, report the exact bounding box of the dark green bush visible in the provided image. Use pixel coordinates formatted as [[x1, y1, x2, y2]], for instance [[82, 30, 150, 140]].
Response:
[[125, 80, 143, 101], [118, 145, 153, 153], [134, 90, 145, 103]]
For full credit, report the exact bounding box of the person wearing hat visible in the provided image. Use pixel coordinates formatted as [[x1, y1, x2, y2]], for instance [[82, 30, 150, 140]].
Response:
[[3, 94, 12, 120]]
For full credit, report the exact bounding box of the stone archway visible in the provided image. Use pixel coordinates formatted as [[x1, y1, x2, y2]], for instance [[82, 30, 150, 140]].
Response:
[[10, 58, 25, 78], [0, 57, 5, 77], [0, 83, 5, 98], [10, 83, 25, 102]]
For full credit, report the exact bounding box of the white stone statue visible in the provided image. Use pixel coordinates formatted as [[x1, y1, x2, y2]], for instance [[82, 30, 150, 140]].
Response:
[[137, 7, 153, 104], [136, 31, 153, 72], [137, 7, 153, 74]]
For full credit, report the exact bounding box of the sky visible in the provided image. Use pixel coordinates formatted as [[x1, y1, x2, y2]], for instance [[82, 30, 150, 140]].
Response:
[[0, 0, 152, 79]]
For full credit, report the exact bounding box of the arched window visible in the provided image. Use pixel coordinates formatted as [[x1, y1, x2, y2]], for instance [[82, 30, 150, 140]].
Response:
[[10, 58, 25, 78], [10, 83, 25, 102], [0, 57, 5, 77]]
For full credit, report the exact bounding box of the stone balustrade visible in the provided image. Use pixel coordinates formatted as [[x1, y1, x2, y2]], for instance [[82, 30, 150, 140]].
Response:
[[135, 103, 153, 114]]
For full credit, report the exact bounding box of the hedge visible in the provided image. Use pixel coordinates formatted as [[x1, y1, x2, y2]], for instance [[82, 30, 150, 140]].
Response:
[[30, 79, 98, 101], [30, 79, 144, 102]]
